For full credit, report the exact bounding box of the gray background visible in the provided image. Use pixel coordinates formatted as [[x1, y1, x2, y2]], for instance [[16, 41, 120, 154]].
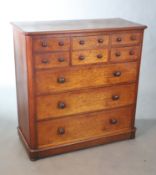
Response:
[[0, 0, 156, 120]]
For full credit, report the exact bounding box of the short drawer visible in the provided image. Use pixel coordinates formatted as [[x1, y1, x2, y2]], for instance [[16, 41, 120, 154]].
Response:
[[36, 62, 138, 94], [36, 83, 136, 120], [37, 106, 133, 148], [72, 49, 108, 65], [72, 35, 109, 50], [110, 46, 141, 62], [111, 32, 142, 45], [34, 52, 70, 69], [33, 36, 70, 52]]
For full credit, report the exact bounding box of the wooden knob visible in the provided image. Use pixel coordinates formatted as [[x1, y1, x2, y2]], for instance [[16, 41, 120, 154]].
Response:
[[58, 41, 64, 46], [97, 54, 103, 59], [58, 102, 66, 109], [57, 127, 65, 135], [110, 119, 118, 124], [57, 77, 65, 83], [41, 59, 49, 64], [58, 57, 65, 62], [116, 37, 122, 42], [41, 41, 48, 47], [130, 35, 136, 41], [79, 40, 85, 45], [112, 95, 120, 100], [113, 71, 121, 77], [129, 50, 135, 55], [98, 38, 104, 43], [115, 52, 121, 57], [79, 55, 85, 60]]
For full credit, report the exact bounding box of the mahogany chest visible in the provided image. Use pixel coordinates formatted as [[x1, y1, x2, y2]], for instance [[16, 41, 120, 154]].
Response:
[[12, 18, 147, 160]]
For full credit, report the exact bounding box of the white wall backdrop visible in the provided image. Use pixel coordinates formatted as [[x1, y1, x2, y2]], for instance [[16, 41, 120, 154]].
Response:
[[0, 0, 156, 119]]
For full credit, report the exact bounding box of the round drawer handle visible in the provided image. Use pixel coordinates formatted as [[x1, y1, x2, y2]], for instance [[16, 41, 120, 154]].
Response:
[[58, 57, 65, 62], [98, 38, 104, 43], [110, 119, 118, 124], [130, 35, 136, 41], [57, 127, 65, 135], [116, 37, 122, 42], [41, 41, 48, 47], [129, 50, 135, 55], [58, 102, 66, 109], [57, 77, 65, 83], [58, 41, 64, 46], [97, 54, 103, 59], [41, 59, 49, 64], [79, 40, 85, 45], [79, 55, 85, 60], [113, 71, 121, 77], [115, 51, 121, 57], [112, 95, 120, 100]]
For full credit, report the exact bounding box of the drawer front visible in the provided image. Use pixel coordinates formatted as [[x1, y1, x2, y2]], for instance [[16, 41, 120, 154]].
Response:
[[36, 84, 136, 120], [36, 62, 138, 94], [34, 52, 70, 69], [72, 35, 109, 50], [110, 46, 141, 62], [37, 106, 133, 148], [33, 36, 70, 52], [72, 49, 108, 65], [111, 32, 141, 45]]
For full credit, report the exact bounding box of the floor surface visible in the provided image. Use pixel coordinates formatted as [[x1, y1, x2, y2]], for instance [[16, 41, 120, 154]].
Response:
[[0, 117, 156, 175]]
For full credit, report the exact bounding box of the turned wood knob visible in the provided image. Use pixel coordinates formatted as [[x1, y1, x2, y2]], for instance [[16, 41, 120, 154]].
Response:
[[112, 95, 120, 100], [58, 102, 66, 109], [57, 77, 65, 83], [113, 71, 121, 77], [110, 119, 118, 124], [41, 41, 48, 47], [129, 50, 135, 55], [79, 40, 85, 45], [79, 55, 85, 60], [130, 35, 136, 41], [57, 127, 65, 135], [58, 41, 64, 46], [98, 38, 104, 43], [41, 59, 49, 64], [97, 54, 103, 59], [116, 37, 122, 42], [115, 52, 121, 57], [58, 57, 65, 62]]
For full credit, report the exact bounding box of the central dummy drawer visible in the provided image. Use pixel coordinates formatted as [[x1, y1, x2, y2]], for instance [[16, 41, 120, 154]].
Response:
[[36, 83, 136, 120], [35, 62, 138, 94]]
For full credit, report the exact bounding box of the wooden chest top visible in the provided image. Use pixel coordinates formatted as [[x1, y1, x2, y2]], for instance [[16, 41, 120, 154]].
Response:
[[11, 18, 146, 35]]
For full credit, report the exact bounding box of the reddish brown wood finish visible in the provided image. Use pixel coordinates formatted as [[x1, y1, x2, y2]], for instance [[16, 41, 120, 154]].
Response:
[[35, 62, 138, 94], [12, 18, 147, 160], [72, 35, 109, 50], [37, 106, 133, 148], [36, 84, 136, 120], [34, 51, 70, 69]]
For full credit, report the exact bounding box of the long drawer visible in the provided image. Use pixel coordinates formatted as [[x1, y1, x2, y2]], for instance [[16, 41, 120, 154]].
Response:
[[36, 83, 136, 120], [36, 62, 138, 94], [37, 106, 133, 148]]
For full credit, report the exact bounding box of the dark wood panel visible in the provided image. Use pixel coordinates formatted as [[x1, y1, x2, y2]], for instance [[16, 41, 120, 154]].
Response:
[[13, 29, 30, 144]]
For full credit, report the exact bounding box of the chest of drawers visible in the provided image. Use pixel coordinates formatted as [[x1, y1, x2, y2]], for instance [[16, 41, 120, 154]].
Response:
[[12, 18, 147, 160]]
